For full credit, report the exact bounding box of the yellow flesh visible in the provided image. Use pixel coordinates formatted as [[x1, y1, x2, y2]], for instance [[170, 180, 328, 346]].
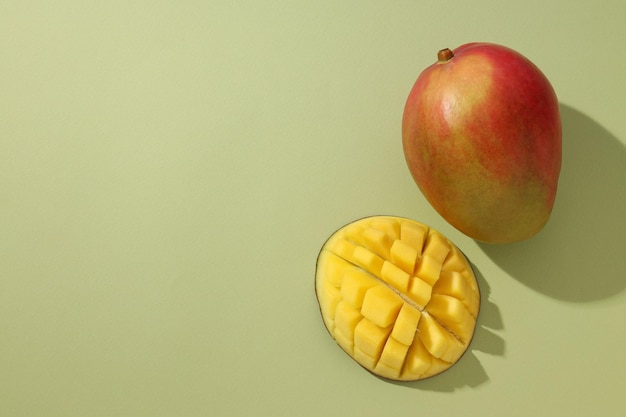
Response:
[[315, 216, 480, 381]]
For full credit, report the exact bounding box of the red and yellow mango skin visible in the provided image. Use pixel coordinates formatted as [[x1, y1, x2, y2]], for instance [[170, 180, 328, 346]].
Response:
[[402, 43, 561, 243]]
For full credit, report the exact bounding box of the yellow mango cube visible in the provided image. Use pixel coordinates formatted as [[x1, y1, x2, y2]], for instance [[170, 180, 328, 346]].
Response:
[[390, 239, 419, 275], [379, 337, 410, 369], [425, 294, 475, 344], [362, 227, 393, 259], [399, 219, 428, 255], [354, 318, 391, 359], [319, 251, 349, 287], [422, 356, 452, 379], [374, 361, 401, 380], [415, 254, 442, 286], [380, 260, 410, 293], [352, 246, 384, 277], [442, 245, 469, 272], [418, 312, 465, 363], [402, 337, 432, 380], [369, 217, 401, 240], [407, 277, 432, 309], [340, 269, 377, 309], [423, 231, 450, 264], [334, 300, 363, 341], [345, 224, 391, 260], [318, 281, 341, 326], [433, 270, 480, 318], [391, 304, 421, 346], [333, 327, 354, 355], [353, 347, 377, 370], [360, 286, 403, 328]]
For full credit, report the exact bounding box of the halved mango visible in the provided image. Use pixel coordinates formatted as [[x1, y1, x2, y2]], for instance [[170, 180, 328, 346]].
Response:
[[315, 216, 480, 381]]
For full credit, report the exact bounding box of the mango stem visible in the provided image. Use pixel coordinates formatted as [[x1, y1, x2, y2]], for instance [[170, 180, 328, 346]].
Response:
[[437, 48, 454, 62]]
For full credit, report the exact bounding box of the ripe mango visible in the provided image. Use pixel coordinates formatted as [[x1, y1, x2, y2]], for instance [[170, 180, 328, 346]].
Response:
[[315, 216, 480, 381], [402, 43, 562, 243]]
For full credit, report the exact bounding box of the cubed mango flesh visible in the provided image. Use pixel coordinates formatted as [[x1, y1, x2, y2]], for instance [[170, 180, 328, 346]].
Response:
[[315, 216, 480, 381]]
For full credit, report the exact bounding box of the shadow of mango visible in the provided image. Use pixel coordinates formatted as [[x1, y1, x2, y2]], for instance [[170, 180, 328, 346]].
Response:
[[479, 104, 626, 302]]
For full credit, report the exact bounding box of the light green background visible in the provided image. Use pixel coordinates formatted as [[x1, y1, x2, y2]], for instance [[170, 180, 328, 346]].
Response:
[[2, 1, 625, 416]]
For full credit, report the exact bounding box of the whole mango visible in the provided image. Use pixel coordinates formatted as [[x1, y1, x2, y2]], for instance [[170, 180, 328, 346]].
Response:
[[402, 43, 561, 243]]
